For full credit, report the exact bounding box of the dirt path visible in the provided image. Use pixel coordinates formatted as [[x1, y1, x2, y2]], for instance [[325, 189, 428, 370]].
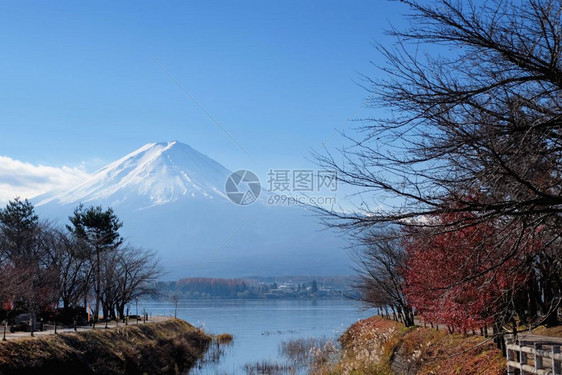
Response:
[[0, 315, 172, 341]]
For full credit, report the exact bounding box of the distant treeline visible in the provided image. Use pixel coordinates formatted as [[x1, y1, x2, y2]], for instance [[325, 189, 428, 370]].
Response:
[[157, 277, 350, 299], [159, 278, 250, 299]]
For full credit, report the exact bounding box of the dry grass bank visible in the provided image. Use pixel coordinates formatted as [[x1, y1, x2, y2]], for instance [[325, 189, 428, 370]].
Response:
[[314, 316, 506, 375], [0, 319, 211, 375]]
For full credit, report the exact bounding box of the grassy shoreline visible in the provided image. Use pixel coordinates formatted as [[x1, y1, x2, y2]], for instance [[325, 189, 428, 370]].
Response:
[[313, 316, 506, 375], [0, 319, 211, 375]]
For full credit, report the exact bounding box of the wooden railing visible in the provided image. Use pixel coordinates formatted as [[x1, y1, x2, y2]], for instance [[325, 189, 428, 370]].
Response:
[[505, 335, 562, 375]]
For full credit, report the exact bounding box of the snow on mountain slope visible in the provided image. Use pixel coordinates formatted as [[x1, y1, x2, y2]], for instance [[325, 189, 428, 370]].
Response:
[[37, 141, 231, 208]]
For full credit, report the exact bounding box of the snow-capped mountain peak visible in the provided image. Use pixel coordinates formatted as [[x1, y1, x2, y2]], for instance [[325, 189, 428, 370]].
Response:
[[37, 141, 231, 208]]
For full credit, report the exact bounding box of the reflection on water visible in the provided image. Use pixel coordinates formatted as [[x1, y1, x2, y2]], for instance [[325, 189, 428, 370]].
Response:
[[237, 336, 340, 375], [138, 299, 371, 374], [193, 338, 234, 374], [243, 360, 294, 375], [279, 337, 339, 373]]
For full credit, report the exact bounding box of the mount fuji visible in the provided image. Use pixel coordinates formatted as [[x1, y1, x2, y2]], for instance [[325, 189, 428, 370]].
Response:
[[37, 141, 231, 209], [35, 141, 350, 279]]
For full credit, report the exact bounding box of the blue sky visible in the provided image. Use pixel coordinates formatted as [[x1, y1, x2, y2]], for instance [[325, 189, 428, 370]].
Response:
[[0, 0, 408, 200]]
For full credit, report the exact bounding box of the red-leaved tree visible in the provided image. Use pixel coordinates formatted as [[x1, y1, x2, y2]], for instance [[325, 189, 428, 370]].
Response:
[[403, 212, 532, 333]]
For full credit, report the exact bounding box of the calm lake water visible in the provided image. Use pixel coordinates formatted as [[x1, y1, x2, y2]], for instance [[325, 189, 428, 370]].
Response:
[[139, 299, 373, 374]]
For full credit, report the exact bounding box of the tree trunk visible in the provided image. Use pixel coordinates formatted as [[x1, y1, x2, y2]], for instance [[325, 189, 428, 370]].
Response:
[[94, 247, 101, 325]]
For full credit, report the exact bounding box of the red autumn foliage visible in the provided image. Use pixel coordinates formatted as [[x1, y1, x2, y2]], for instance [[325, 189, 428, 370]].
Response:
[[402, 212, 531, 332]]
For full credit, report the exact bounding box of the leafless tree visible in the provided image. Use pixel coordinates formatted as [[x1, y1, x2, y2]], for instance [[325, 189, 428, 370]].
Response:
[[316, 0, 562, 327], [0, 200, 59, 334], [42, 227, 92, 310], [352, 231, 414, 327], [100, 246, 161, 321], [319, 0, 562, 227], [115, 247, 161, 320]]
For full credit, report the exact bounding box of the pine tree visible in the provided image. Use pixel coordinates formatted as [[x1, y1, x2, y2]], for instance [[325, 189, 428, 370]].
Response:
[[0, 198, 39, 266], [67, 205, 123, 326]]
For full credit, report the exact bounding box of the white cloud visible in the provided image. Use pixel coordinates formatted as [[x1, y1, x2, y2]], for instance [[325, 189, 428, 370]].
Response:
[[0, 156, 90, 204]]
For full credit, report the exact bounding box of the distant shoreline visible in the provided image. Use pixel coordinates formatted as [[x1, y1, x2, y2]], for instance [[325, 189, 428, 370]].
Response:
[[156, 275, 354, 300], [152, 294, 352, 301]]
